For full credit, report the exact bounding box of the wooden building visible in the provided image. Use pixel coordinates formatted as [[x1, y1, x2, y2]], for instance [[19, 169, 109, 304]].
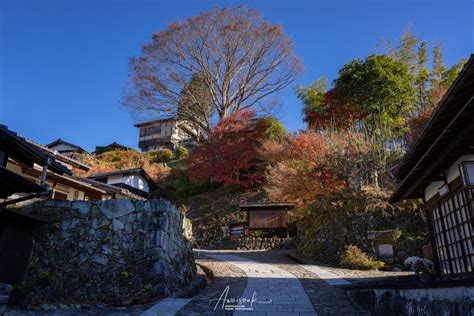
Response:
[[135, 116, 200, 151], [88, 168, 158, 199], [239, 203, 295, 237], [46, 138, 88, 155], [1, 126, 143, 203], [93, 141, 134, 155], [0, 209, 47, 285], [390, 54, 474, 280], [0, 125, 71, 204], [0, 125, 70, 286]]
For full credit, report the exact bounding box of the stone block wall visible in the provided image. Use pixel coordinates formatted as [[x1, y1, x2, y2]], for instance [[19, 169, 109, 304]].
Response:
[[19, 199, 196, 306], [348, 286, 474, 315], [237, 237, 295, 250]]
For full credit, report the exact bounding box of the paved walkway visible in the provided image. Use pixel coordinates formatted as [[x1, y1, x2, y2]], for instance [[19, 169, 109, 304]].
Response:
[[204, 251, 317, 316], [142, 298, 191, 316], [299, 264, 351, 286]]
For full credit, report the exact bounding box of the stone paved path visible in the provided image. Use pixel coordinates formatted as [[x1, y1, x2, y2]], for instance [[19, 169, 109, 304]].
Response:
[[177, 256, 248, 315], [203, 251, 317, 316], [141, 298, 191, 316], [299, 265, 351, 286]]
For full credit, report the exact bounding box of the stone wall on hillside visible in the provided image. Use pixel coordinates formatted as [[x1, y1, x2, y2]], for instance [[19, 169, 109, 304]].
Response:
[[237, 237, 295, 250], [19, 199, 196, 306]]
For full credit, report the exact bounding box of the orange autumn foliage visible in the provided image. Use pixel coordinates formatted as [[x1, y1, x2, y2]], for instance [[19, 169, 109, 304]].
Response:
[[185, 111, 268, 188], [304, 88, 368, 130], [76, 150, 169, 181], [260, 131, 372, 206]]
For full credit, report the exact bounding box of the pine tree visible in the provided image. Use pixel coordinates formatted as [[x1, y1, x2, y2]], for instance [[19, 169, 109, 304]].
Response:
[[395, 27, 419, 74], [415, 41, 430, 111], [430, 43, 446, 89]]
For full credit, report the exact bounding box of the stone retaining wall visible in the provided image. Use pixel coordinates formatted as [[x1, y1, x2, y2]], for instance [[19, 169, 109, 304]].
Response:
[[18, 199, 196, 306], [237, 237, 295, 250], [347, 286, 474, 315]]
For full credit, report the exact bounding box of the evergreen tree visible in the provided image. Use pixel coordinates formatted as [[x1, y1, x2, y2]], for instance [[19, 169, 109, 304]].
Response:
[[430, 43, 446, 89], [442, 59, 467, 87], [415, 41, 430, 111], [395, 27, 418, 74]]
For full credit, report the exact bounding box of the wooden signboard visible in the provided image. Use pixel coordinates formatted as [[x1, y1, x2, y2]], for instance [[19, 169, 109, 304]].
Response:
[[239, 203, 294, 232], [248, 209, 287, 229]]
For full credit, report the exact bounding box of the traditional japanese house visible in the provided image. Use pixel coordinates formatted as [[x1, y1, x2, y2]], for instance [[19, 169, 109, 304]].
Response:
[[239, 203, 295, 237], [390, 54, 474, 280], [0, 125, 72, 286], [1, 126, 142, 202], [88, 167, 158, 198], [46, 138, 88, 155], [135, 116, 200, 151], [0, 209, 48, 286], [93, 141, 134, 155], [0, 125, 72, 205], [0, 126, 147, 289]]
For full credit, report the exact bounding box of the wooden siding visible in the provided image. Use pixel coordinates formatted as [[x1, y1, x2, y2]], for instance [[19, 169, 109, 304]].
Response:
[[248, 209, 287, 229]]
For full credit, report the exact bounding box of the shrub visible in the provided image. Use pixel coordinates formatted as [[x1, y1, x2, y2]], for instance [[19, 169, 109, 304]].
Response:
[[257, 117, 287, 141], [175, 176, 206, 199], [81, 150, 168, 181], [339, 245, 385, 270], [149, 148, 174, 163], [175, 146, 189, 160], [404, 256, 434, 274], [396, 232, 428, 257]]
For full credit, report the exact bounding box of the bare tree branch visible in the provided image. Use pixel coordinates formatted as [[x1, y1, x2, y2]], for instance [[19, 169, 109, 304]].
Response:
[[123, 6, 303, 134]]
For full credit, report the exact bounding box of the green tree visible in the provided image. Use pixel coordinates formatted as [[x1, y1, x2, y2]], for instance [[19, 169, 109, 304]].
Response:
[[442, 59, 467, 87], [395, 27, 419, 74], [257, 117, 287, 141], [149, 148, 174, 164], [296, 77, 328, 120], [175, 146, 189, 160], [334, 54, 416, 135], [430, 43, 446, 89], [415, 41, 430, 111]]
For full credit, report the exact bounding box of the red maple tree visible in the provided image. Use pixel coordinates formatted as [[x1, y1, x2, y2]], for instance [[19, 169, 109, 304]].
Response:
[[186, 110, 268, 188], [304, 88, 367, 130]]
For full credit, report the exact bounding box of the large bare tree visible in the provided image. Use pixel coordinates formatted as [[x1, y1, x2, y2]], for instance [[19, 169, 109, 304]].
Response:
[[123, 6, 303, 134]]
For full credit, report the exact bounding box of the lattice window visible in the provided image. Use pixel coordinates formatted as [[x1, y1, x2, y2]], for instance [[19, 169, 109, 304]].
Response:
[[430, 188, 474, 278]]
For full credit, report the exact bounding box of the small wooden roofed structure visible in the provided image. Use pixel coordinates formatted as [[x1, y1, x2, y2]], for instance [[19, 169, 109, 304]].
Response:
[[239, 203, 295, 237], [390, 55, 474, 280]]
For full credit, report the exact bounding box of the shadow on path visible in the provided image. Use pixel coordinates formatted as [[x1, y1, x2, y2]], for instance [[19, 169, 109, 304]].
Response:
[[178, 249, 367, 316]]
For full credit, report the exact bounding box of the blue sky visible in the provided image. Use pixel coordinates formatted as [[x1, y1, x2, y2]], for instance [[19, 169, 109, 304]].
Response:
[[1, 0, 472, 152]]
